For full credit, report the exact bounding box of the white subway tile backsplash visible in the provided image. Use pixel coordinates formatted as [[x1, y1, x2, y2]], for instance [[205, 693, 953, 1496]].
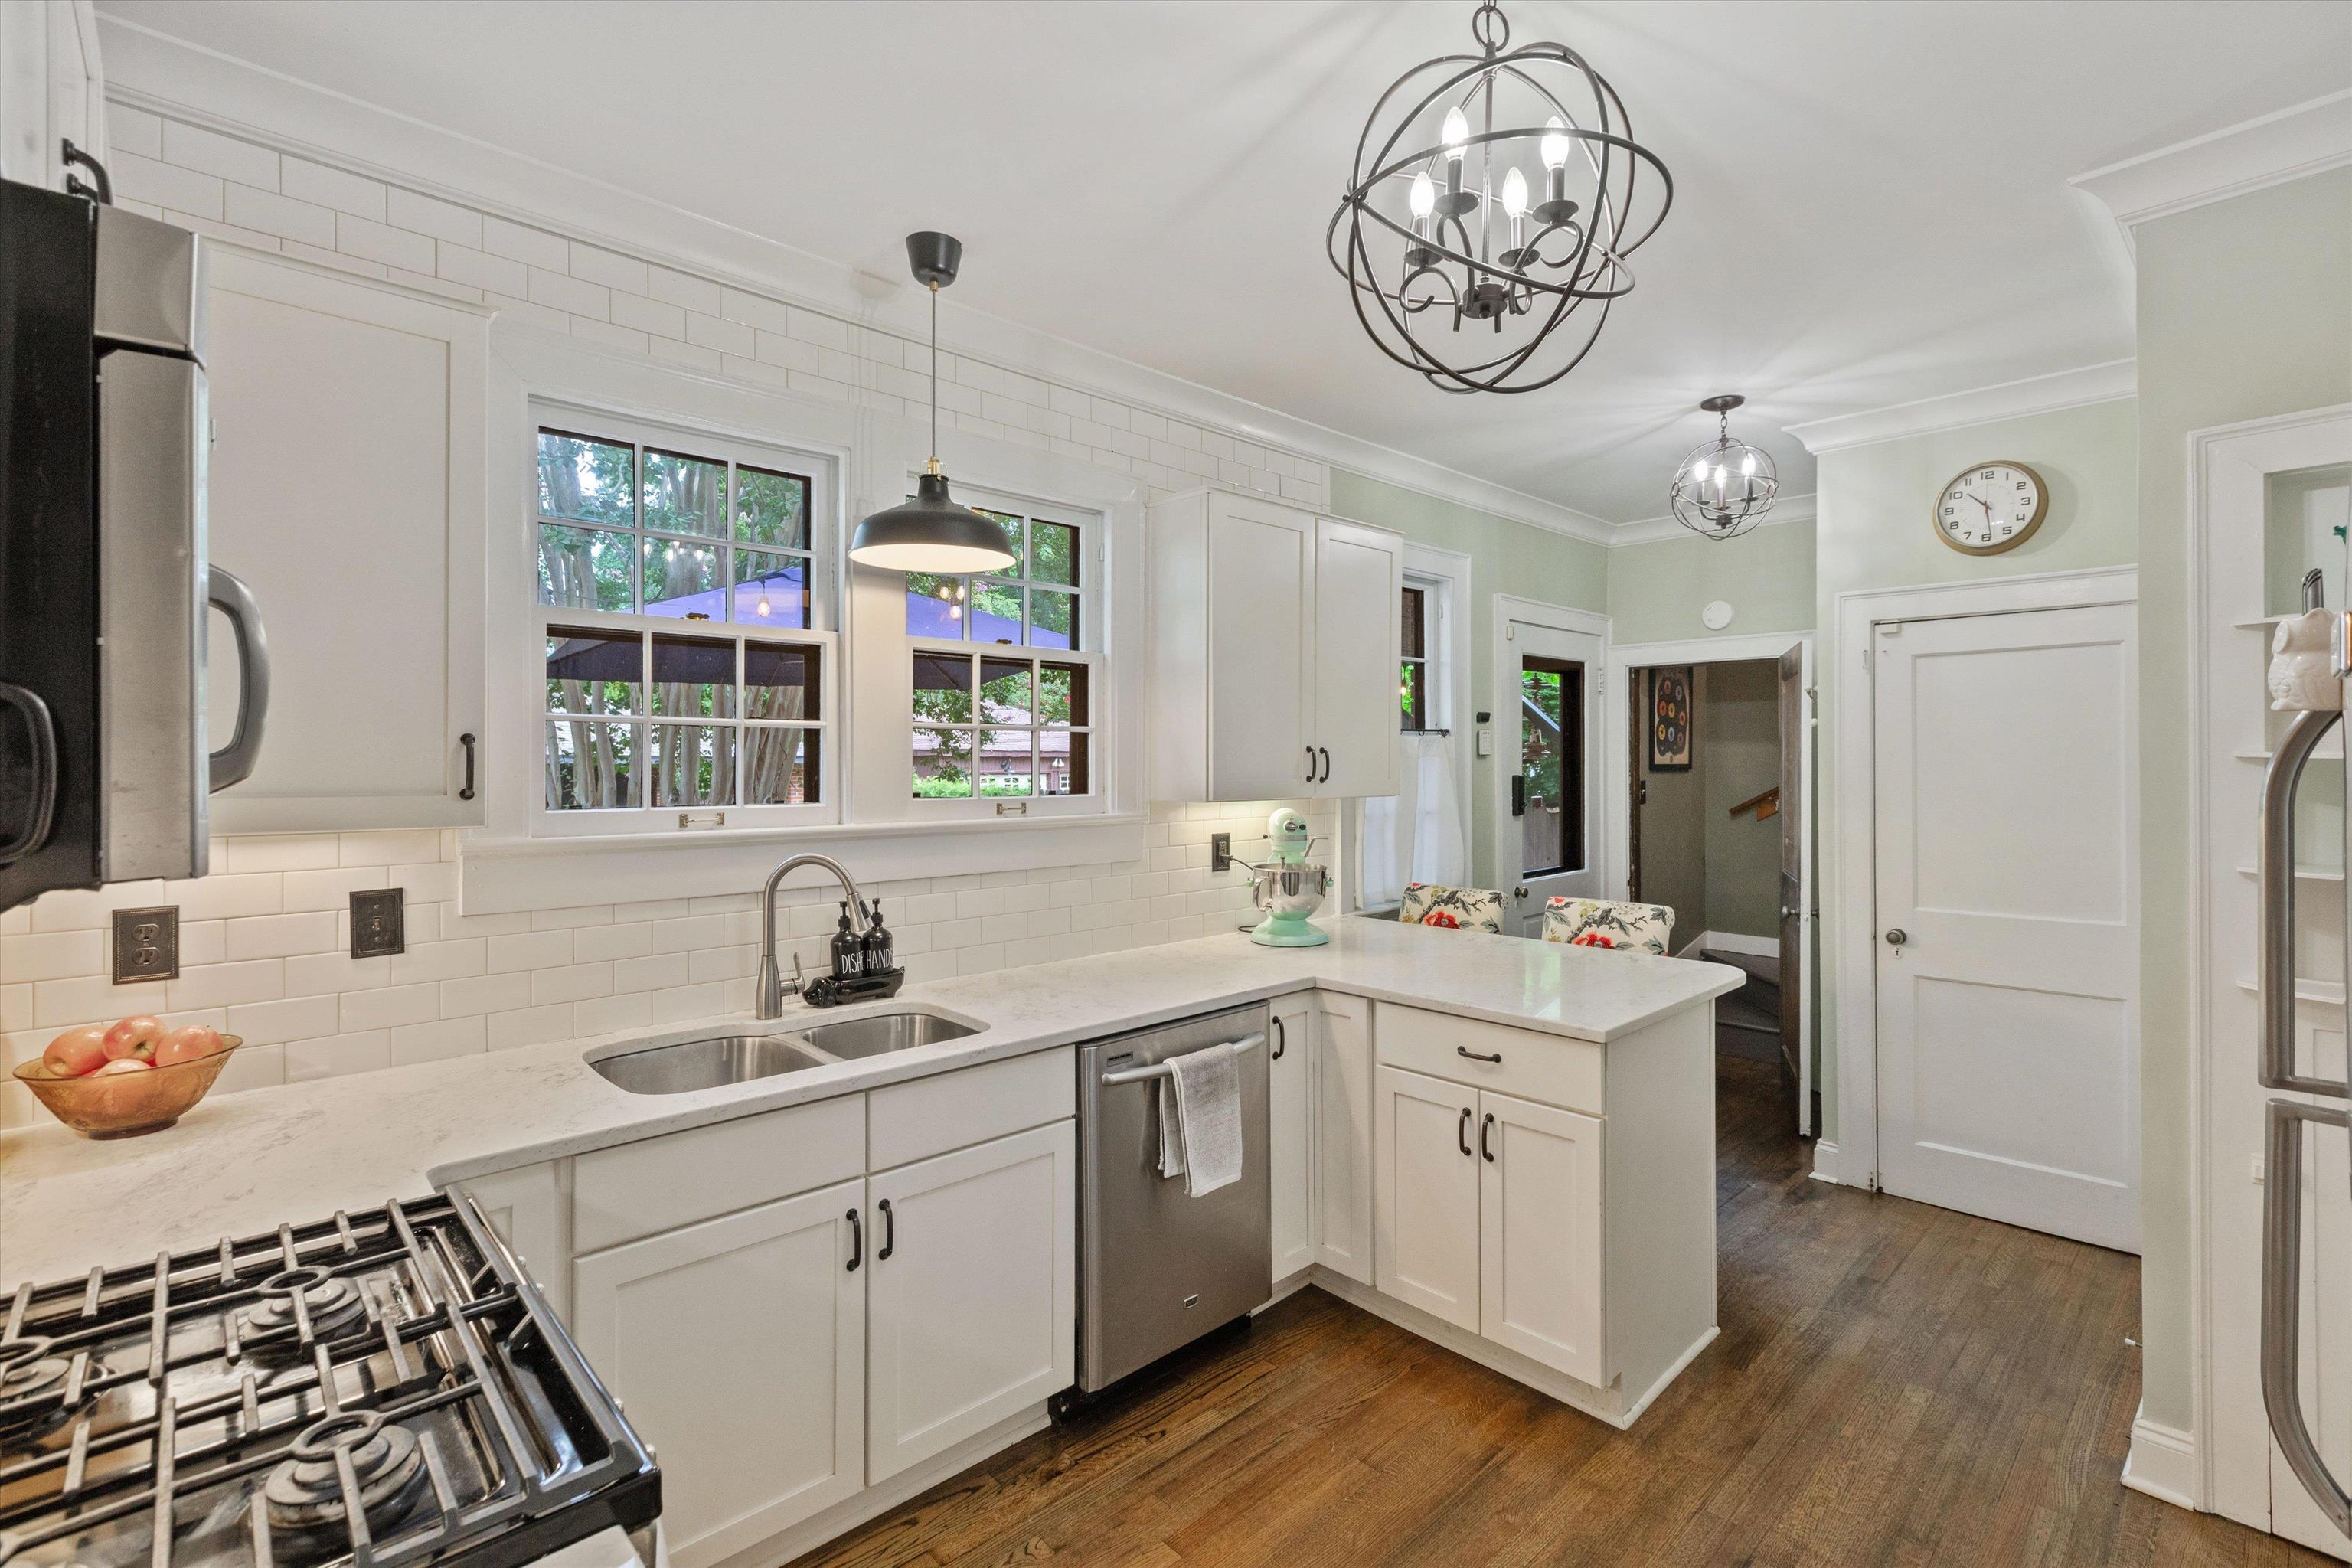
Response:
[[572, 992, 652, 1036], [341, 982, 442, 1033], [481, 216, 570, 270], [282, 157, 387, 220], [163, 122, 279, 189], [390, 1016, 485, 1066], [529, 267, 609, 319], [224, 185, 336, 247], [488, 930, 573, 973], [168, 960, 285, 1012], [336, 213, 436, 273], [440, 972, 534, 1018], [387, 188, 482, 247], [286, 1032, 390, 1082], [224, 913, 338, 961], [108, 103, 164, 159]]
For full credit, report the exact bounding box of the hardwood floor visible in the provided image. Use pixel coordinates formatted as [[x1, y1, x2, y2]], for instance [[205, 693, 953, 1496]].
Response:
[[796, 1052, 2328, 1568]]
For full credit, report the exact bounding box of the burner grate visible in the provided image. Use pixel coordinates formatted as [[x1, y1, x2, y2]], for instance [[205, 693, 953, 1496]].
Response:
[[0, 1196, 656, 1568]]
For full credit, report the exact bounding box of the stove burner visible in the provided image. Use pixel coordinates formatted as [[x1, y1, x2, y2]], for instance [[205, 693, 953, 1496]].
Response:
[[245, 1266, 367, 1351], [0, 1335, 76, 1432], [263, 1411, 429, 1542]]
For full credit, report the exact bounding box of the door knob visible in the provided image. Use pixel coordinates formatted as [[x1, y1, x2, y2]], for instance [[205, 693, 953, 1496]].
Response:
[[1513, 885, 1529, 900], [1884, 928, 1907, 946]]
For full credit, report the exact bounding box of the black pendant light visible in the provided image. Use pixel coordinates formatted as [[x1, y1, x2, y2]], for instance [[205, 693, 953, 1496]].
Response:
[[848, 233, 1018, 573]]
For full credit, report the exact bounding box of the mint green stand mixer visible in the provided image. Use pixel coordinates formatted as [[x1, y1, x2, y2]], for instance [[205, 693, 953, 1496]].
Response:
[[1243, 807, 1331, 947]]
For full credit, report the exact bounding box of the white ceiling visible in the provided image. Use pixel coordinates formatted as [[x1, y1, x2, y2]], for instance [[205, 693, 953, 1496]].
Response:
[[97, 0, 2352, 524]]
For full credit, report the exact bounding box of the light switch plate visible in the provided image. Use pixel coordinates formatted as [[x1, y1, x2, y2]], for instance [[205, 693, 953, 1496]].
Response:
[[112, 906, 180, 984], [350, 888, 406, 959], [1210, 832, 1232, 873]]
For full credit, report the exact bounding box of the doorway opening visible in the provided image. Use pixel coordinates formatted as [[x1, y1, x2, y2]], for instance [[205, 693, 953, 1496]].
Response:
[[1493, 600, 1607, 937], [1625, 657, 1808, 1134]]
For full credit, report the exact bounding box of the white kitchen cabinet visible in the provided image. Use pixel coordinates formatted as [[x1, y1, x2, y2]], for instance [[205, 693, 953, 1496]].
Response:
[[0, 2, 103, 194], [1480, 1091, 1604, 1387], [572, 1181, 867, 1568], [1374, 1064, 1482, 1331], [203, 249, 488, 831], [1313, 990, 1374, 1284], [1148, 486, 1402, 802], [456, 1160, 571, 1325], [865, 1120, 1075, 1483], [1268, 992, 1316, 1282]]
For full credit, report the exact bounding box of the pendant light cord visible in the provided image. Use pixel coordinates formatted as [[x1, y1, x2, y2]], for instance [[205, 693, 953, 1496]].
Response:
[[929, 282, 940, 472]]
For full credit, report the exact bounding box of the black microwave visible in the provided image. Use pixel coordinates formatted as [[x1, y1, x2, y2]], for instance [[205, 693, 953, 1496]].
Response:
[[0, 173, 270, 913]]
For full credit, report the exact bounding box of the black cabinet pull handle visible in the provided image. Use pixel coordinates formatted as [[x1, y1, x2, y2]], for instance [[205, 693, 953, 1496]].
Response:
[[877, 1198, 895, 1261], [0, 684, 58, 866], [1457, 1046, 1504, 1063], [459, 733, 478, 801], [60, 139, 112, 204], [1458, 1106, 1472, 1157], [1305, 745, 1316, 782], [1318, 746, 1331, 783], [1271, 1015, 1285, 1060], [845, 1208, 861, 1271], [1481, 1112, 1496, 1163]]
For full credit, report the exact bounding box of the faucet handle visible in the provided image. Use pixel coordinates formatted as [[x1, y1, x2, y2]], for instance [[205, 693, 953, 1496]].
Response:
[[787, 952, 805, 995]]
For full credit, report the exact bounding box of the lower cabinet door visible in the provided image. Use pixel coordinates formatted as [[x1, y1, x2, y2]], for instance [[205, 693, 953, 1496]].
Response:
[[1315, 992, 1375, 1284], [1269, 995, 1316, 1281], [866, 1119, 1076, 1483], [1478, 1089, 1605, 1386], [571, 1180, 866, 1568], [1374, 1065, 1481, 1331]]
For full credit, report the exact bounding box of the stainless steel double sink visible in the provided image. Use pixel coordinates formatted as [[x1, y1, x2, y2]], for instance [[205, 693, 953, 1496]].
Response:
[[590, 1011, 980, 1096]]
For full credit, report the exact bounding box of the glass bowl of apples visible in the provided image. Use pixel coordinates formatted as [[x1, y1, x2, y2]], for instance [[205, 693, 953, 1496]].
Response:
[[12, 1017, 243, 1138]]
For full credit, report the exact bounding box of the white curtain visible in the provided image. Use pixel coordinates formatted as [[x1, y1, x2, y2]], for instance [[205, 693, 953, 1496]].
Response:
[[1361, 732, 1468, 906]]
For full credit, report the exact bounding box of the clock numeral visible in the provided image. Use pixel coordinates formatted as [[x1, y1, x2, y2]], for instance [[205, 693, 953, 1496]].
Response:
[[1981, 469, 1996, 479], [2016, 481, 2028, 490]]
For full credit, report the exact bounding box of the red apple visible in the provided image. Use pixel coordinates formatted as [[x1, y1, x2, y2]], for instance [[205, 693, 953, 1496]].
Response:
[[91, 1057, 152, 1076], [41, 1025, 110, 1077], [102, 1014, 165, 1063], [152, 1024, 220, 1068]]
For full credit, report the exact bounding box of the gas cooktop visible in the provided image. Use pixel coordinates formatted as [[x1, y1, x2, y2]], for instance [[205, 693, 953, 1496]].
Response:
[[0, 1194, 658, 1568]]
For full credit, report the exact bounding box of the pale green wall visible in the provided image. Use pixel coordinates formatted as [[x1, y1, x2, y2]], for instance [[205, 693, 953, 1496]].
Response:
[[2135, 167, 2352, 1436], [1607, 521, 1818, 646], [1812, 394, 2142, 1143], [1328, 469, 1608, 887], [1700, 661, 1783, 939]]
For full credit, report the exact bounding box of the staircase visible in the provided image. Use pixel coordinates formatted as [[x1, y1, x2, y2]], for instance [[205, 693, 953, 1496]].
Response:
[[1704, 949, 1780, 1060]]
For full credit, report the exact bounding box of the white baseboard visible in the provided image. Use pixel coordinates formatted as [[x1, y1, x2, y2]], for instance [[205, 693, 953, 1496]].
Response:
[[2122, 1410, 2199, 1511], [1810, 1139, 1841, 1184]]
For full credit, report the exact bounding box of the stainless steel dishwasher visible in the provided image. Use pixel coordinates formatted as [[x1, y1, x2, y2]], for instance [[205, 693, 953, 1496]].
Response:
[[1071, 1003, 1272, 1397]]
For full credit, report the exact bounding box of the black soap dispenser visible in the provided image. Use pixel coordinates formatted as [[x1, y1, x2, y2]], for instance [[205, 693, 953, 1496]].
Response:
[[828, 902, 865, 981], [861, 900, 895, 975]]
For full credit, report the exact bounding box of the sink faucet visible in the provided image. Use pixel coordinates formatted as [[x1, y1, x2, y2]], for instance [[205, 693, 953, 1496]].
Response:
[[756, 853, 867, 1019]]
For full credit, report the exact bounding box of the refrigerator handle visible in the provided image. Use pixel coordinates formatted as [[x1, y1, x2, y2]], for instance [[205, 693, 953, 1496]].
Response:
[[2265, 1097, 2352, 1539], [206, 567, 271, 792], [2259, 707, 2347, 1095], [0, 684, 59, 865]]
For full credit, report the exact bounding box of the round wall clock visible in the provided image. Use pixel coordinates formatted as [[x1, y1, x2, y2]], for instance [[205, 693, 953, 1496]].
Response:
[[1934, 460, 2047, 554]]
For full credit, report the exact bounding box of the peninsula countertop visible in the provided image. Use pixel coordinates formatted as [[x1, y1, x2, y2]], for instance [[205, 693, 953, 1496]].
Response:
[[0, 920, 1743, 1284]]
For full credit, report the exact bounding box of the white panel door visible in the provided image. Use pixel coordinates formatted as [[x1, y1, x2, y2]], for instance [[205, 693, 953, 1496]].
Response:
[[1313, 991, 1374, 1284], [1478, 1089, 1604, 1386], [1312, 517, 1403, 798], [1268, 994, 1317, 1282], [1206, 492, 1315, 800], [571, 1181, 864, 1568], [204, 250, 487, 831], [866, 1120, 1075, 1483], [1872, 603, 2138, 1250], [1374, 1065, 1481, 1331]]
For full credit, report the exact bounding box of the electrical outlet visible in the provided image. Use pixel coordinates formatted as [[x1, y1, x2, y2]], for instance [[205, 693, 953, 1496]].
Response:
[[350, 888, 406, 959], [112, 906, 180, 983], [1210, 832, 1232, 873]]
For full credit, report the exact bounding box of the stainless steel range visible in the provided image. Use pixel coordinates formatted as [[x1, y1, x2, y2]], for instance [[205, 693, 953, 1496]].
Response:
[[0, 1195, 658, 1568]]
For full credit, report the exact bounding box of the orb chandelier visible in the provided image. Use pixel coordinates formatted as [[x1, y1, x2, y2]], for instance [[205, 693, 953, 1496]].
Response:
[[1326, 0, 1672, 396], [1669, 395, 1778, 540]]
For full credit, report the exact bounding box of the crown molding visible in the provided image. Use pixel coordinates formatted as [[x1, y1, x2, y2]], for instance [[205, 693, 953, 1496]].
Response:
[[95, 14, 1619, 548], [1783, 361, 2135, 456], [2071, 89, 2352, 247], [1608, 492, 1817, 547]]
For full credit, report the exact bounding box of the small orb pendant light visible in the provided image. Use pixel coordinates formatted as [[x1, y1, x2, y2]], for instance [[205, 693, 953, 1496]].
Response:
[[1668, 394, 1779, 541], [848, 233, 1019, 573]]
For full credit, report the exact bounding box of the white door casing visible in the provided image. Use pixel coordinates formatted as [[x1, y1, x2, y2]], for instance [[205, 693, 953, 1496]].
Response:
[[1374, 1064, 1481, 1330], [1494, 597, 1609, 935], [864, 1120, 1075, 1484], [1870, 602, 2139, 1252], [570, 1181, 865, 1568]]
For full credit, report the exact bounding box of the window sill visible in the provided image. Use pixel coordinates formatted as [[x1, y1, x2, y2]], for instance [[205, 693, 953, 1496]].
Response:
[[459, 813, 1148, 915]]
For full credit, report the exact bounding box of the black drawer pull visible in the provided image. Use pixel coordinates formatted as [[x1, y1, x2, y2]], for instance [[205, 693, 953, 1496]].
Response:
[[1457, 1046, 1504, 1063], [459, 732, 478, 801]]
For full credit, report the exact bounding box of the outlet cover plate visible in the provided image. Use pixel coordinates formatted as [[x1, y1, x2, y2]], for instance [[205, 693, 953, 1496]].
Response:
[[350, 888, 406, 959], [1210, 832, 1233, 873], [112, 906, 180, 984]]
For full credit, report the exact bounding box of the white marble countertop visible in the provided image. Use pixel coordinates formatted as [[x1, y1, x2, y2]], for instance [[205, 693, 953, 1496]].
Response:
[[0, 920, 1741, 1284]]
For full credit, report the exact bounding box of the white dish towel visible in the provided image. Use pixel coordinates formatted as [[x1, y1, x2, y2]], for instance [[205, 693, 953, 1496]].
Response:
[[1157, 1041, 1243, 1197]]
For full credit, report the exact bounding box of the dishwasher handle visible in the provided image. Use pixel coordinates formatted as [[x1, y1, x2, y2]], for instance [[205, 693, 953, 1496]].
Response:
[[1099, 1031, 1266, 1086]]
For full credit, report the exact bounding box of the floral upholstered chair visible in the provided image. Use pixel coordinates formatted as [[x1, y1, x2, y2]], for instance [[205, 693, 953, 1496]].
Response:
[[1397, 882, 1508, 934], [1541, 897, 1675, 955]]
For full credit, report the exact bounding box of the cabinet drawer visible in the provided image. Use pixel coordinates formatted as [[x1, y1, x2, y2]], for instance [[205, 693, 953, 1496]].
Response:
[[1375, 1003, 1602, 1116], [573, 1096, 865, 1255], [869, 1046, 1075, 1171]]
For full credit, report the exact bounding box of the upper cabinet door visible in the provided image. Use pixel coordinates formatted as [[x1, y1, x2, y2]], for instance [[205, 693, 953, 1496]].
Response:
[[1205, 491, 1315, 800], [1311, 518, 1403, 799], [204, 251, 488, 831]]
